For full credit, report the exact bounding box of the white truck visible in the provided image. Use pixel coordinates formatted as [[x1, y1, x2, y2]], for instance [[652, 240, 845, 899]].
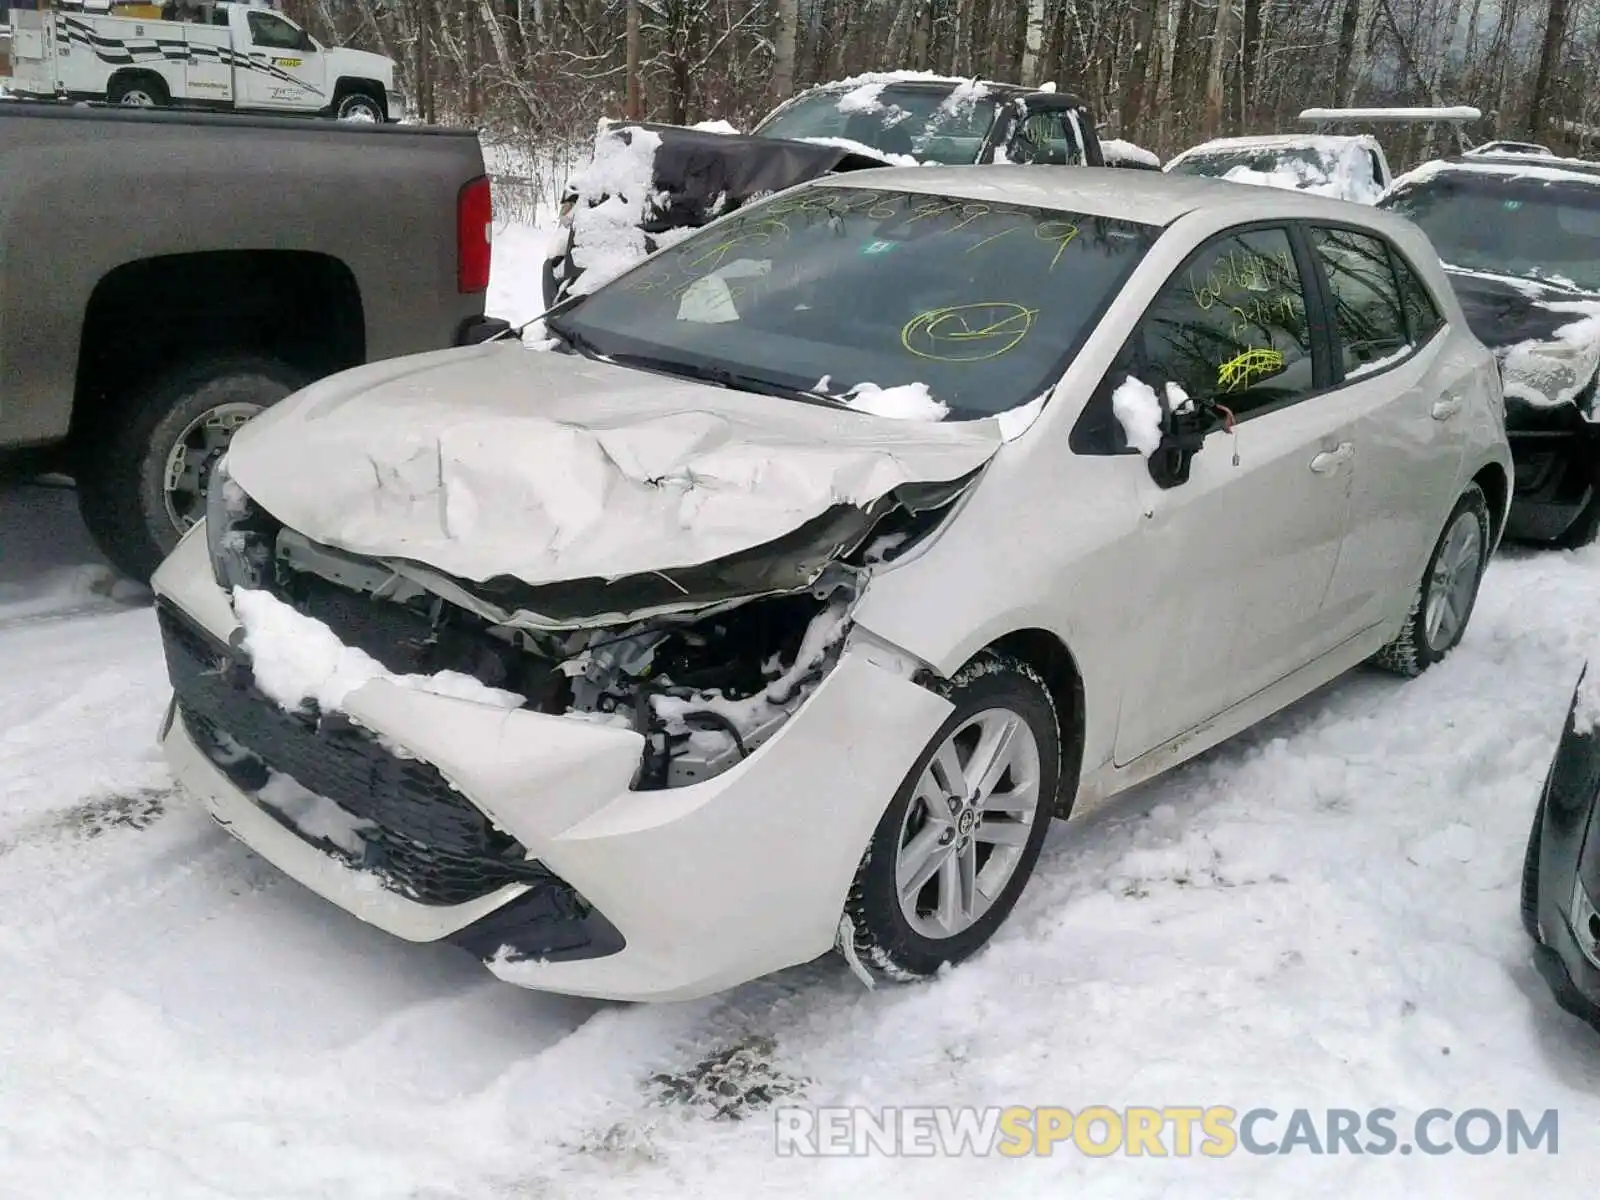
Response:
[[5, 0, 401, 121]]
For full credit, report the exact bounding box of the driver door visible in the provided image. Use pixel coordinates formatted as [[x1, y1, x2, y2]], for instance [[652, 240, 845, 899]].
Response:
[[235, 8, 326, 111], [1104, 224, 1359, 764]]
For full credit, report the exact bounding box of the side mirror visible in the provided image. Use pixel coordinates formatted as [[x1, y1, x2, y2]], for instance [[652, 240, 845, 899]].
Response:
[[1147, 396, 1225, 490]]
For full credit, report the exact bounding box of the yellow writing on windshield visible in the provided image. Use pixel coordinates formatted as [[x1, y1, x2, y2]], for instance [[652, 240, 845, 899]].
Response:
[[902, 303, 1038, 361], [1217, 348, 1285, 391]]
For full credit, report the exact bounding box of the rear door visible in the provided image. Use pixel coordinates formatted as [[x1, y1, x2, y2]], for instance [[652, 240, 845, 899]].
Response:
[[1099, 224, 1359, 763], [1305, 224, 1471, 636], [185, 8, 233, 104]]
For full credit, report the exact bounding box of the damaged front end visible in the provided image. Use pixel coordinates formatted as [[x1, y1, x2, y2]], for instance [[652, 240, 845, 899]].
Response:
[[204, 457, 972, 793]]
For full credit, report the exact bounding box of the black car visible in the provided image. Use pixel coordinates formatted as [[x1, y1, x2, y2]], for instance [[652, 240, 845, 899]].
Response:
[[1380, 154, 1600, 547], [1523, 665, 1600, 1029]]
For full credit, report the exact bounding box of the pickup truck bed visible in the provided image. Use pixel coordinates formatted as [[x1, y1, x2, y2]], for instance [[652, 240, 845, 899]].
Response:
[[0, 101, 499, 578]]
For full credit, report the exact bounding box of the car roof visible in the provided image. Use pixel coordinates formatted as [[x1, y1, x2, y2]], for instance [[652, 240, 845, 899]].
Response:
[[810, 164, 1415, 229], [1390, 153, 1600, 190]]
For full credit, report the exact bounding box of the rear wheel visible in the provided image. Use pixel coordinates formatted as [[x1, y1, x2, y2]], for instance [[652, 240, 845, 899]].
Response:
[[108, 74, 169, 107], [838, 653, 1061, 982], [1371, 484, 1490, 677], [76, 355, 306, 582]]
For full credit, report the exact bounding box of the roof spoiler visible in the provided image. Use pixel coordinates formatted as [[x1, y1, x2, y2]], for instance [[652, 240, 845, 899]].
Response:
[[1299, 106, 1482, 152]]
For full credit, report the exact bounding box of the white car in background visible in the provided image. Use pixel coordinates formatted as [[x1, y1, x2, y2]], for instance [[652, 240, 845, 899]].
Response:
[[1165, 133, 1392, 203], [152, 167, 1510, 1002]]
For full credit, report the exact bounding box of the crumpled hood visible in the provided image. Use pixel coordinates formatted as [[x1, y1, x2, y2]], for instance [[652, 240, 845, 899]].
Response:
[[1446, 268, 1581, 348], [225, 343, 1005, 586]]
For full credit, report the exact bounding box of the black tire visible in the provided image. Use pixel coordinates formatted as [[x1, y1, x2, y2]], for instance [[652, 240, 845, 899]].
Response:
[[76, 355, 307, 582], [1522, 790, 1547, 943], [1370, 484, 1491, 677], [334, 89, 385, 122], [838, 652, 1062, 982], [108, 73, 170, 107], [1553, 490, 1600, 550]]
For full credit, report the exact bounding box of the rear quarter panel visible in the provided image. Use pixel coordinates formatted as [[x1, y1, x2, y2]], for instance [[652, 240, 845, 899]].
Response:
[[0, 105, 486, 447]]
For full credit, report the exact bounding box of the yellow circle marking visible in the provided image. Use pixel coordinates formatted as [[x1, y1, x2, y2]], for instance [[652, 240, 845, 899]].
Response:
[[901, 303, 1039, 362]]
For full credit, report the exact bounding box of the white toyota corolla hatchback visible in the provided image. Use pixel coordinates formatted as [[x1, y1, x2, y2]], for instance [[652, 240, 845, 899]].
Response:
[[152, 167, 1511, 1001]]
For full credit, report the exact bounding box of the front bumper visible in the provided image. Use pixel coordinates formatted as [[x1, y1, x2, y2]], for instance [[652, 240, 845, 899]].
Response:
[[153, 525, 952, 1001], [1528, 670, 1600, 1030]]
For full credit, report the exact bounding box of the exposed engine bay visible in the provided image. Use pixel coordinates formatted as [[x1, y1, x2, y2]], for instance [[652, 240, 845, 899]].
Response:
[[208, 466, 972, 790]]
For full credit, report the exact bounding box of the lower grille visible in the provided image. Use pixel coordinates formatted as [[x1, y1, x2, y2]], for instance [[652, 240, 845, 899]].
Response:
[[158, 599, 551, 907]]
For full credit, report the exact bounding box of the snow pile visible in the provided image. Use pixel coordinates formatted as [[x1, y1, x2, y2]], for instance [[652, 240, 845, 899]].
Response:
[[565, 124, 665, 296], [936, 78, 990, 119], [231, 587, 525, 715], [1111, 376, 1165, 455], [690, 119, 740, 134], [1395, 157, 1600, 192], [1499, 300, 1600, 410], [836, 81, 888, 114], [825, 68, 974, 90], [841, 381, 948, 421], [1101, 138, 1161, 168]]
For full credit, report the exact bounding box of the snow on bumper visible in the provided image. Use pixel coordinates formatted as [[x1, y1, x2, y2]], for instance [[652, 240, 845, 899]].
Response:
[[152, 526, 953, 1002]]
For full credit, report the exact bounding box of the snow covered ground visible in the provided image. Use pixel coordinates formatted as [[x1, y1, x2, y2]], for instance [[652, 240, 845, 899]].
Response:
[[5, 229, 1600, 1197]]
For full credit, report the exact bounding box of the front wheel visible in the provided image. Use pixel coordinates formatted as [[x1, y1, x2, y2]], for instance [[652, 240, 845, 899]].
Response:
[[838, 652, 1061, 982], [1370, 484, 1491, 677], [335, 90, 385, 122], [76, 355, 307, 582]]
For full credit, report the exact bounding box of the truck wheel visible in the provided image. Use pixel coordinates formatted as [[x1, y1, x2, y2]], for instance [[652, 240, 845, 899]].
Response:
[[335, 90, 384, 122], [77, 355, 307, 582], [108, 74, 169, 107]]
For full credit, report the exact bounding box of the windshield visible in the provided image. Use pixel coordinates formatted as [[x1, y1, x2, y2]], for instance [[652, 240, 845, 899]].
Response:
[[1381, 171, 1600, 293], [548, 184, 1157, 421], [752, 84, 1001, 164], [1169, 146, 1330, 181]]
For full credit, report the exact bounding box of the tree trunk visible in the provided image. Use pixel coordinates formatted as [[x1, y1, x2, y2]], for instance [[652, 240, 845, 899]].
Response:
[[771, 0, 798, 104], [625, 0, 641, 118], [1239, 0, 1262, 127], [1529, 0, 1571, 139], [1020, 0, 1046, 85], [1120, 0, 1155, 136], [1202, 0, 1235, 137]]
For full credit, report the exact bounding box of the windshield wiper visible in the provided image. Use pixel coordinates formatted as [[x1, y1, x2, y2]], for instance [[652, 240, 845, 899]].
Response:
[[604, 352, 849, 408]]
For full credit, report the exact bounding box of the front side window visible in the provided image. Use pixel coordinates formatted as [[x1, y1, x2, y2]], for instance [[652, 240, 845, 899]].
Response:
[[247, 12, 304, 50], [551, 185, 1158, 420], [1008, 110, 1084, 166], [1136, 226, 1316, 419], [1310, 226, 1410, 375]]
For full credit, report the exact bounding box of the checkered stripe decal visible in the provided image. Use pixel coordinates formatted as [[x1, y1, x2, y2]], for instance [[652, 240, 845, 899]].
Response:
[[57, 13, 307, 87]]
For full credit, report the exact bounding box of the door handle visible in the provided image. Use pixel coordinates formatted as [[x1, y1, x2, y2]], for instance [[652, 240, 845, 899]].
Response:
[[1309, 442, 1354, 474], [1432, 395, 1464, 420]]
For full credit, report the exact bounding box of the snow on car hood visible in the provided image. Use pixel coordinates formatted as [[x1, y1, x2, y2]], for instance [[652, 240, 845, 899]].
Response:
[[224, 344, 1005, 586]]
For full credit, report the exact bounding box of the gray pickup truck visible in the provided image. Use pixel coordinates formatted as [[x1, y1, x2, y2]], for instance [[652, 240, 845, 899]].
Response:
[[0, 101, 506, 579]]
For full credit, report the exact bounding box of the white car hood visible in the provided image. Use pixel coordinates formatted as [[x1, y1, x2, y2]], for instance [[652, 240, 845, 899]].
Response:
[[225, 344, 1006, 586]]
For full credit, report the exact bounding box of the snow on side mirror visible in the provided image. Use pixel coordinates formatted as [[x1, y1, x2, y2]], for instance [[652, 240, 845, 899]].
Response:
[[1112, 375, 1225, 490]]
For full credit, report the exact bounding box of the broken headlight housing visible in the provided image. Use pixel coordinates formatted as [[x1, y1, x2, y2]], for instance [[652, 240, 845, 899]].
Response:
[[204, 456, 278, 592]]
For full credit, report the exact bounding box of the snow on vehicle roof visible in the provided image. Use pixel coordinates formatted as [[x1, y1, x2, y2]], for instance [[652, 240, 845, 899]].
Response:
[[1391, 155, 1600, 191], [811, 164, 1416, 227], [1300, 105, 1481, 123], [805, 70, 1033, 97], [1170, 132, 1379, 159], [1101, 138, 1161, 167]]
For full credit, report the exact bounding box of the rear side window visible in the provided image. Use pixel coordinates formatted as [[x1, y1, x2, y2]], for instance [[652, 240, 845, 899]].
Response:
[[1310, 227, 1409, 376], [1391, 253, 1445, 344], [1136, 226, 1316, 419]]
